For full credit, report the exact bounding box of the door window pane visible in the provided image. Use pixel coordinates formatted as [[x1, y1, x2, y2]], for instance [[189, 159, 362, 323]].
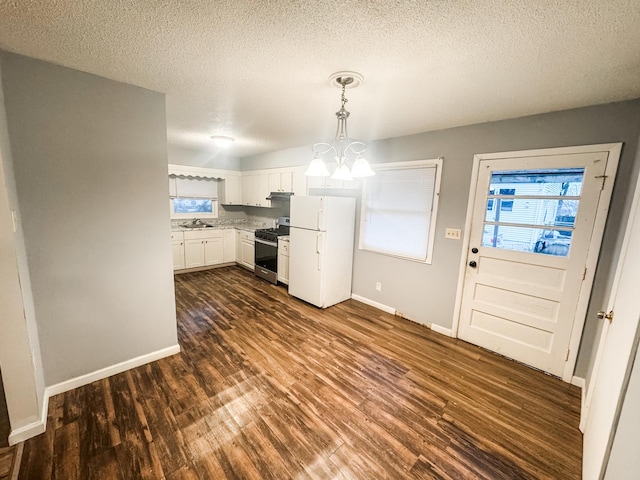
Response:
[[489, 169, 584, 196], [485, 198, 579, 228], [482, 168, 584, 257], [482, 225, 572, 256]]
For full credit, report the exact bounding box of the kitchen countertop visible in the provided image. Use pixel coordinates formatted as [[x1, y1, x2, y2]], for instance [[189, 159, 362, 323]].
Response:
[[171, 222, 266, 233]]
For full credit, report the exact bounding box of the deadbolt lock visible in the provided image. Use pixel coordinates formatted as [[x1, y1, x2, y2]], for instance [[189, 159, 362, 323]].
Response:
[[597, 310, 614, 323]]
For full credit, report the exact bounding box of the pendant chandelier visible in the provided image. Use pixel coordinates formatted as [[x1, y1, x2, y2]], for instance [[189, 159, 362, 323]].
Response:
[[305, 71, 375, 181]]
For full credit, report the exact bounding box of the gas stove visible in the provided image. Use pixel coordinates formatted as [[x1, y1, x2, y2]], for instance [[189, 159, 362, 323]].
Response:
[[254, 217, 290, 285], [254, 217, 290, 242], [254, 226, 290, 242]]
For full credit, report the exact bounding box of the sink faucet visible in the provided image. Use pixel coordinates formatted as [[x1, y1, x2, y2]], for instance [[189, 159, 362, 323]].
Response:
[[191, 218, 199, 225]]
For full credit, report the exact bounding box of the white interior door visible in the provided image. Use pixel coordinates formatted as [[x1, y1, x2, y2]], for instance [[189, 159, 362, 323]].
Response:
[[458, 148, 615, 377], [582, 170, 640, 480]]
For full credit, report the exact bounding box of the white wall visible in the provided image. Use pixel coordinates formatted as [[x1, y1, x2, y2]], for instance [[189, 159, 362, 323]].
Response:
[[168, 145, 240, 171], [240, 99, 640, 385], [0, 52, 179, 388]]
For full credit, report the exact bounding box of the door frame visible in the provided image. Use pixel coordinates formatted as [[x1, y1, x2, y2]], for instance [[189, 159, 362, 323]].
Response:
[[451, 143, 622, 383]]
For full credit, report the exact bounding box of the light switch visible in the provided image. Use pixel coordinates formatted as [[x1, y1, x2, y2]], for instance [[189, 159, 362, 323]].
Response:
[[445, 228, 461, 240]]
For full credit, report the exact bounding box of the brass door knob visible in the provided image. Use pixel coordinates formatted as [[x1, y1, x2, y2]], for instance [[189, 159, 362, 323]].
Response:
[[597, 310, 614, 322]]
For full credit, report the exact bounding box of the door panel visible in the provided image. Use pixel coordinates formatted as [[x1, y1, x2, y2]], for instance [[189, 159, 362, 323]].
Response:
[[583, 171, 640, 479], [458, 151, 608, 376]]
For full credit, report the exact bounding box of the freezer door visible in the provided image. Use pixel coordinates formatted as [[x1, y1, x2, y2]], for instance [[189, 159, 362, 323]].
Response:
[[290, 196, 325, 231], [288, 227, 324, 307]]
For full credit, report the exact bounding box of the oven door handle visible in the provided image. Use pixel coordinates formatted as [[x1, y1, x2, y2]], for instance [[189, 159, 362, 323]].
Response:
[[255, 238, 278, 247]]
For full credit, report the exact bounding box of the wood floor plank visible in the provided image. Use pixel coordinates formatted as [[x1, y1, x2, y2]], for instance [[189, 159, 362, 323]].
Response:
[[0, 447, 13, 479], [17, 266, 583, 479], [52, 422, 80, 480]]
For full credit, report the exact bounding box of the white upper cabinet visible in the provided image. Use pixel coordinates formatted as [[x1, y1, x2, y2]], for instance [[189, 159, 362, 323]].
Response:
[[268, 172, 293, 192], [241, 174, 252, 205], [167, 164, 310, 212], [221, 176, 242, 205], [242, 173, 270, 207], [305, 174, 361, 193]]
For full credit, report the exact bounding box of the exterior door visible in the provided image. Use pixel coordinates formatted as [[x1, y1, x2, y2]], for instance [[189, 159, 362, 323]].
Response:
[[458, 146, 617, 377], [582, 170, 640, 479]]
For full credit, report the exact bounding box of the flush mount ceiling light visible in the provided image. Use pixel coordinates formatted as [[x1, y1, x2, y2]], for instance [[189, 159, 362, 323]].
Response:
[[305, 71, 375, 181], [210, 135, 235, 147]]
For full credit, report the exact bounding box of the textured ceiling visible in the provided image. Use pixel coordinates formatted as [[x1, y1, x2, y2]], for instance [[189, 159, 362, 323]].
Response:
[[1, 1, 639, 158]]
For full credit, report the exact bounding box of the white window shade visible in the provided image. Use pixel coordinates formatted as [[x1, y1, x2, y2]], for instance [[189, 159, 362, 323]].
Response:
[[174, 177, 218, 198], [360, 161, 441, 263]]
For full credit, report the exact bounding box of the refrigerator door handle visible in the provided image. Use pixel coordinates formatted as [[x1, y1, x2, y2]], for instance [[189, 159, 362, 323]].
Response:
[[317, 198, 324, 231], [316, 232, 323, 270]]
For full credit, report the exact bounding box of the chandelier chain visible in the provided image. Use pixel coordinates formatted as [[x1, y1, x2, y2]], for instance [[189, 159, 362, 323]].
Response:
[[341, 82, 348, 108]]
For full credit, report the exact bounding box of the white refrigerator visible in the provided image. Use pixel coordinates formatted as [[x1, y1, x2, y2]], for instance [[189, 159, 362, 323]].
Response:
[[288, 196, 356, 308]]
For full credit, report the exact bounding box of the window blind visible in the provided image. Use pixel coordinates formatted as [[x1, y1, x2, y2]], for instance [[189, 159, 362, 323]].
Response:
[[361, 165, 437, 262]]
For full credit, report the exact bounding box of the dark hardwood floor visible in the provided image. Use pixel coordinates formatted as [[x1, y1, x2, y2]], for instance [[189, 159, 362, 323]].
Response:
[[18, 266, 582, 479]]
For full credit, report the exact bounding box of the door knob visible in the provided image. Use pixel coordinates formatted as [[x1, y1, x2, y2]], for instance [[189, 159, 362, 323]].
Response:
[[597, 310, 614, 323], [469, 261, 477, 268], [471, 247, 478, 254]]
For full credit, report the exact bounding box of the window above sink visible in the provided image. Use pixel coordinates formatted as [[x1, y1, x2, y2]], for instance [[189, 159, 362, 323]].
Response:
[[170, 197, 218, 219]]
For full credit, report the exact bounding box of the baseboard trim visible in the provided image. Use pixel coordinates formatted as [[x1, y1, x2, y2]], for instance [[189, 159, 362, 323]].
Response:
[[571, 375, 587, 433], [430, 323, 454, 337], [46, 344, 181, 397], [350, 294, 455, 339], [8, 344, 180, 444], [7, 412, 46, 446], [571, 375, 585, 389], [350, 294, 396, 315]]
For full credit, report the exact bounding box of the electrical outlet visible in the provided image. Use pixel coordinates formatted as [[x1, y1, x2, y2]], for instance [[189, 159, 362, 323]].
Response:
[[375, 282, 382, 292], [219, 210, 225, 217], [445, 228, 461, 240]]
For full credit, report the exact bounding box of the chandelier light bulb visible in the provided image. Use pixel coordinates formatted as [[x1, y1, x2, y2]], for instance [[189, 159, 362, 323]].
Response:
[[304, 154, 330, 177]]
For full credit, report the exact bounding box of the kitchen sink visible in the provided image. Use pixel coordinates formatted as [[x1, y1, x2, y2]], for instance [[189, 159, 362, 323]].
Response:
[[183, 224, 214, 228]]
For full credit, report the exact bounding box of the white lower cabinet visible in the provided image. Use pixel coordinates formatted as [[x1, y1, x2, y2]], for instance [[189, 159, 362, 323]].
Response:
[[235, 229, 242, 262], [204, 235, 223, 266], [223, 229, 236, 263], [173, 228, 255, 272], [278, 236, 290, 285], [174, 229, 233, 271], [184, 238, 206, 268], [171, 232, 185, 270], [238, 230, 255, 270]]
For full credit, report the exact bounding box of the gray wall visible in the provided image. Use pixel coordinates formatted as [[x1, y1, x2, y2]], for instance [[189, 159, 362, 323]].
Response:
[[0, 58, 45, 431], [168, 145, 240, 170], [1, 52, 178, 386], [241, 100, 640, 382]]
